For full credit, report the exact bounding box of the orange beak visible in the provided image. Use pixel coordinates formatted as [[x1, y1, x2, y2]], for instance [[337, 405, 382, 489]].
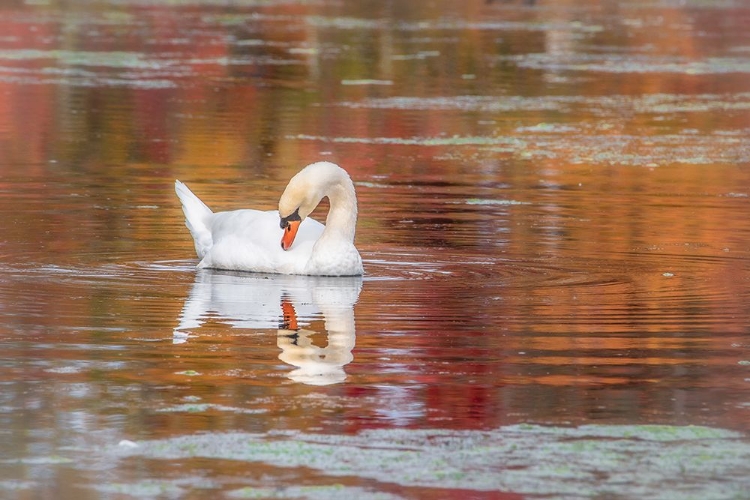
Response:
[[281, 220, 300, 251]]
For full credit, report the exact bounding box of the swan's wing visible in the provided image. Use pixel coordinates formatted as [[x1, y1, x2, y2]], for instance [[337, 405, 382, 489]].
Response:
[[200, 210, 324, 274]]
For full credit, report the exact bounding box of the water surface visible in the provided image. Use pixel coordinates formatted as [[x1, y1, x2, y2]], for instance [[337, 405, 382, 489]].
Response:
[[0, 1, 749, 498]]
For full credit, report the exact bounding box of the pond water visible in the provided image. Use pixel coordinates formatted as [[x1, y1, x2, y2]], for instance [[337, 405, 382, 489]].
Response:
[[1, 0, 749, 498]]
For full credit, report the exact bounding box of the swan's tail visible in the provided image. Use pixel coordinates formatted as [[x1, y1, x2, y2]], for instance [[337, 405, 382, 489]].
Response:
[[175, 180, 213, 259]]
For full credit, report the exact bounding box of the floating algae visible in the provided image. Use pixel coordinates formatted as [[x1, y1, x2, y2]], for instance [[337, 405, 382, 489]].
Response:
[[109, 424, 750, 498]]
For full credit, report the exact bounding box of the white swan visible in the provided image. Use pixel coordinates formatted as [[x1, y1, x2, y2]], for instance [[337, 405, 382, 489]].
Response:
[[175, 162, 363, 276]]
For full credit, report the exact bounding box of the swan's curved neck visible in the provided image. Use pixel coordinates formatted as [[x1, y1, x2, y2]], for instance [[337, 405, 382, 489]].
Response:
[[322, 178, 358, 243]]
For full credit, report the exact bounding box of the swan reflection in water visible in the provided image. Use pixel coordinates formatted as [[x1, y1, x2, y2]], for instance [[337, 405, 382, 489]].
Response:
[[174, 270, 362, 386]]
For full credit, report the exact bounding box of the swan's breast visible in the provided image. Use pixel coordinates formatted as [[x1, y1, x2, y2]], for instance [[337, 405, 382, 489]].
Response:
[[304, 243, 363, 276]]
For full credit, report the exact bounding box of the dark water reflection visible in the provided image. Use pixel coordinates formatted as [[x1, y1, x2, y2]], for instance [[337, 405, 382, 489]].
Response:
[[1, 0, 749, 497]]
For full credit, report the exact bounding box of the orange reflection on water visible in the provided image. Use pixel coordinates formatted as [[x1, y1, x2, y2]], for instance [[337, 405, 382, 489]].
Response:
[[0, 0, 749, 496]]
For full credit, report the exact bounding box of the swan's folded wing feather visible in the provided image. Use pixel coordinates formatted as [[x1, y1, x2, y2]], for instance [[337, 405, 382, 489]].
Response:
[[200, 210, 324, 274]]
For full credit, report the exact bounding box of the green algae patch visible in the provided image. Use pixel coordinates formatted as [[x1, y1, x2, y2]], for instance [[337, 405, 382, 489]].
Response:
[[341, 79, 393, 86], [336, 92, 750, 117], [314, 92, 750, 166], [289, 133, 525, 148], [8, 456, 75, 465], [157, 403, 266, 414], [92, 476, 219, 497], [227, 485, 401, 499], [507, 53, 750, 75], [289, 130, 750, 166], [0, 480, 36, 491], [93, 481, 186, 497], [175, 370, 201, 376], [110, 424, 750, 498], [0, 49, 164, 69]]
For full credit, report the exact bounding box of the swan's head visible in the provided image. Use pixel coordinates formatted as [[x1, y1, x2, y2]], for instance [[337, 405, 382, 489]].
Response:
[[279, 162, 348, 251]]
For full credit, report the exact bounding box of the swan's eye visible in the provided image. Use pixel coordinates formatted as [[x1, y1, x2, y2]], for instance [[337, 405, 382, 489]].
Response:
[[279, 207, 302, 229]]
